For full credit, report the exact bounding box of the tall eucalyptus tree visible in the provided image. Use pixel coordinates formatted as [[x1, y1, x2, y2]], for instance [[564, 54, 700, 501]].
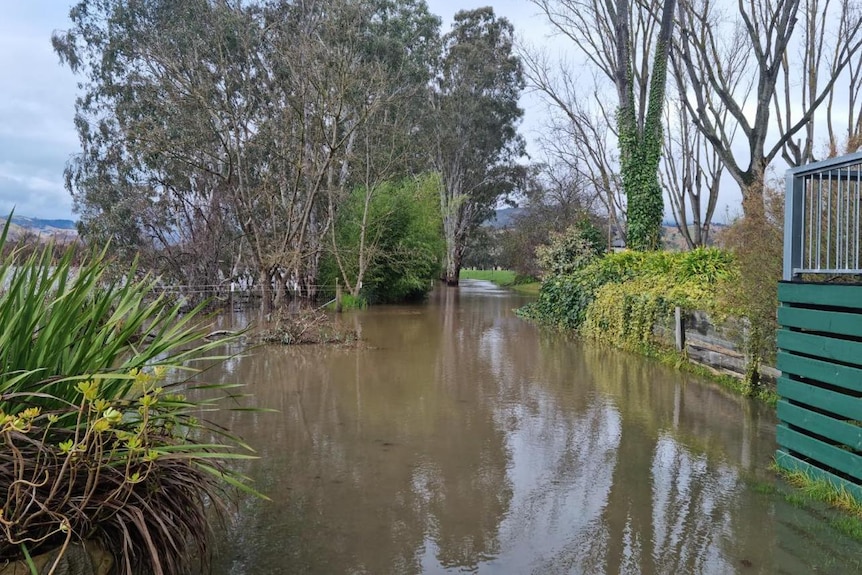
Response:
[[431, 7, 525, 285], [55, 0, 443, 309]]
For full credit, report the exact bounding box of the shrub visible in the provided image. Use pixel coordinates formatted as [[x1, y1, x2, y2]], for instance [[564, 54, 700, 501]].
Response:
[[716, 188, 784, 386], [0, 225, 256, 574], [535, 223, 604, 277], [521, 248, 736, 353], [320, 174, 444, 305]]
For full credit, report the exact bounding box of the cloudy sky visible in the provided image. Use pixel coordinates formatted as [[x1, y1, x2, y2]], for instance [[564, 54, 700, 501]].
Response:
[[0, 2, 80, 220], [0, 1, 741, 223], [0, 1, 563, 221]]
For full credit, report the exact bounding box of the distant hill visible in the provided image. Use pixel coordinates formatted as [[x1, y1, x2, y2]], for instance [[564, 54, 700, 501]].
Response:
[[0, 215, 78, 243], [486, 207, 525, 229], [9, 216, 77, 231]]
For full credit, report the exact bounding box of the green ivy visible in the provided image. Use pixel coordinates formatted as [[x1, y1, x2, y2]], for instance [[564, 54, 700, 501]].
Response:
[[618, 40, 670, 252], [520, 248, 736, 353]]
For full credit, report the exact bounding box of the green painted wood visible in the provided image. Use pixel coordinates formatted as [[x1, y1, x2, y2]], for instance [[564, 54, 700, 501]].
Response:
[[777, 425, 862, 480], [777, 329, 862, 368], [777, 351, 862, 393], [777, 377, 862, 421], [777, 400, 862, 449], [779, 282, 862, 309], [775, 449, 862, 501], [778, 306, 862, 338]]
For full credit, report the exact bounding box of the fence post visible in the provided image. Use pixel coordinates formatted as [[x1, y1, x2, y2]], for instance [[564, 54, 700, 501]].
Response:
[[675, 307, 685, 352], [784, 169, 805, 281], [335, 279, 343, 313]]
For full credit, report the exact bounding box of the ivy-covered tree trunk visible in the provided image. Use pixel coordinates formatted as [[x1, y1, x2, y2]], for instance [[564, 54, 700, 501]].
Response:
[[614, 0, 676, 251]]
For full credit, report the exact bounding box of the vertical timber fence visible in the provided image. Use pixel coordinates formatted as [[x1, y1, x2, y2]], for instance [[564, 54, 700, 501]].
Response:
[[777, 151, 862, 499]]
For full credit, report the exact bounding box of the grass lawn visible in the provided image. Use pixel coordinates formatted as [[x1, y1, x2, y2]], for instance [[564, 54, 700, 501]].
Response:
[[459, 269, 540, 295]]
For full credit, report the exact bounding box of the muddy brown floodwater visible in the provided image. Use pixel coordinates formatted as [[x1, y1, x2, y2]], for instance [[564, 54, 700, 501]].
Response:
[[198, 280, 862, 574]]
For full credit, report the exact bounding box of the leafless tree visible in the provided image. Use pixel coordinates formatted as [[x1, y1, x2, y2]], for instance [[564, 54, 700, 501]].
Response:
[[673, 0, 862, 218], [660, 66, 738, 247], [521, 48, 627, 241], [530, 0, 677, 250]]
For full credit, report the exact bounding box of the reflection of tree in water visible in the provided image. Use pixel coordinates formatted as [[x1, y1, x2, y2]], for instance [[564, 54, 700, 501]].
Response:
[[196, 292, 862, 574], [417, 285, 513, 570], [649, 435, 738, 573], [486, 332, 774, 574], [200, 289, 515, 574]]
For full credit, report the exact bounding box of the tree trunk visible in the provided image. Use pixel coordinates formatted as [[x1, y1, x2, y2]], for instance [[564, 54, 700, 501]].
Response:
[[445, 242, 462, 286], [259, 267, 272, 315], [273, 269, 286, 308]]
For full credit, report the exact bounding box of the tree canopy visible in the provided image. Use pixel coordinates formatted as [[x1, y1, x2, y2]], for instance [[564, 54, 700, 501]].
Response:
[[431, 7, 525, 284]]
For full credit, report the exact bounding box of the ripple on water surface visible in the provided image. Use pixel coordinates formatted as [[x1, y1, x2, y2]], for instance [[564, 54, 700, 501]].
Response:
[[200, 282, 862, 574]]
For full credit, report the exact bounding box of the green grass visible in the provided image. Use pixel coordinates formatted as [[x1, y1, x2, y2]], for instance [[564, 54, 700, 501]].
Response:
[[460, 269, 518, 284], [511, 282, 541, 295], [768, 462, 862, 539], [775, 465, 862, 516], [460, 269, 540, 294]]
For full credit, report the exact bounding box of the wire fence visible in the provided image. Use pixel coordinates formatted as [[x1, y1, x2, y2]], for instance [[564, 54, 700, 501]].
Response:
[[150, 282, 336, 308]]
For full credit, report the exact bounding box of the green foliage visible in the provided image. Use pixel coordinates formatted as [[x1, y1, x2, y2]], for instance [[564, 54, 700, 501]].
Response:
[[0, 250, 227, 415], [535, 224, 603, 276], [617, 23, 674, 251], [575, 218, 608, 255], [322, 175, 444, 304], [582, 274, 716, 351], [520, 248, 736, 353], [774, 464, 862, 533], [339, 294, 368, 311], [717, 188, 785, 386], [433, 7, 525, 282], [0, 224, 258, 572], [55, 0, 443, 305]]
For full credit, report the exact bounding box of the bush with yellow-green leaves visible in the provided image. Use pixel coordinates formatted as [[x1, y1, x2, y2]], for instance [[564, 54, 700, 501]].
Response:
[[519, 247, 736, 353]]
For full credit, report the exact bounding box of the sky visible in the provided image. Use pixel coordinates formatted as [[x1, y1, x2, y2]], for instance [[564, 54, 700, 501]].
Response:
[[0, 0, 741, 222], [0, 2, 79, 220], [0, 1, 560, 221]]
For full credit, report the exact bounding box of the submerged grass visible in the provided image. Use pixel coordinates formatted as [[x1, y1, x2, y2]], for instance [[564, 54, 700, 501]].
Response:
[[0, 220, 260, 574], [766, 462, 862, 540], [460, 269, 540, 294], [775, 465, 862, 517], [630, 346, 779, 404]]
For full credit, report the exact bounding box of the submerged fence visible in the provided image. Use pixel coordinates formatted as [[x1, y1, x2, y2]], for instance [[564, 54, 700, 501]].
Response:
[[778, 152, 862, 498]]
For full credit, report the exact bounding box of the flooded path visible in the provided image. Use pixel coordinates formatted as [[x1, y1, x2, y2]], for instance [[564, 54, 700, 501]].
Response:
[[202, 280, 862, 574]]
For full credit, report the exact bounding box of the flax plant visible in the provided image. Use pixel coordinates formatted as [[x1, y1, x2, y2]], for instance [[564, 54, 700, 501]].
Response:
[[0, 224, 259, 574]]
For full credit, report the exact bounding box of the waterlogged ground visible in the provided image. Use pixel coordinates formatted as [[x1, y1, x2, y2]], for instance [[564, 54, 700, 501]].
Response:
[[199, 281, 862, 574]]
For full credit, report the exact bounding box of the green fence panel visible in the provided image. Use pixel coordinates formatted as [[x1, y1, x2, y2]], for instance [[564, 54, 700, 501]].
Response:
[[777, 400, 862, 450], [776, 351, 862, 393], [777, 330, 862, 368], [778, 306, 862, 339], [779, 282, 862, 309], [777, 425, 862, 479]]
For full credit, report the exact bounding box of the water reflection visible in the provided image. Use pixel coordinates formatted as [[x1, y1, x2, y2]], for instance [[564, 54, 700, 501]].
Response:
[[199, 281, 862, 574]]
